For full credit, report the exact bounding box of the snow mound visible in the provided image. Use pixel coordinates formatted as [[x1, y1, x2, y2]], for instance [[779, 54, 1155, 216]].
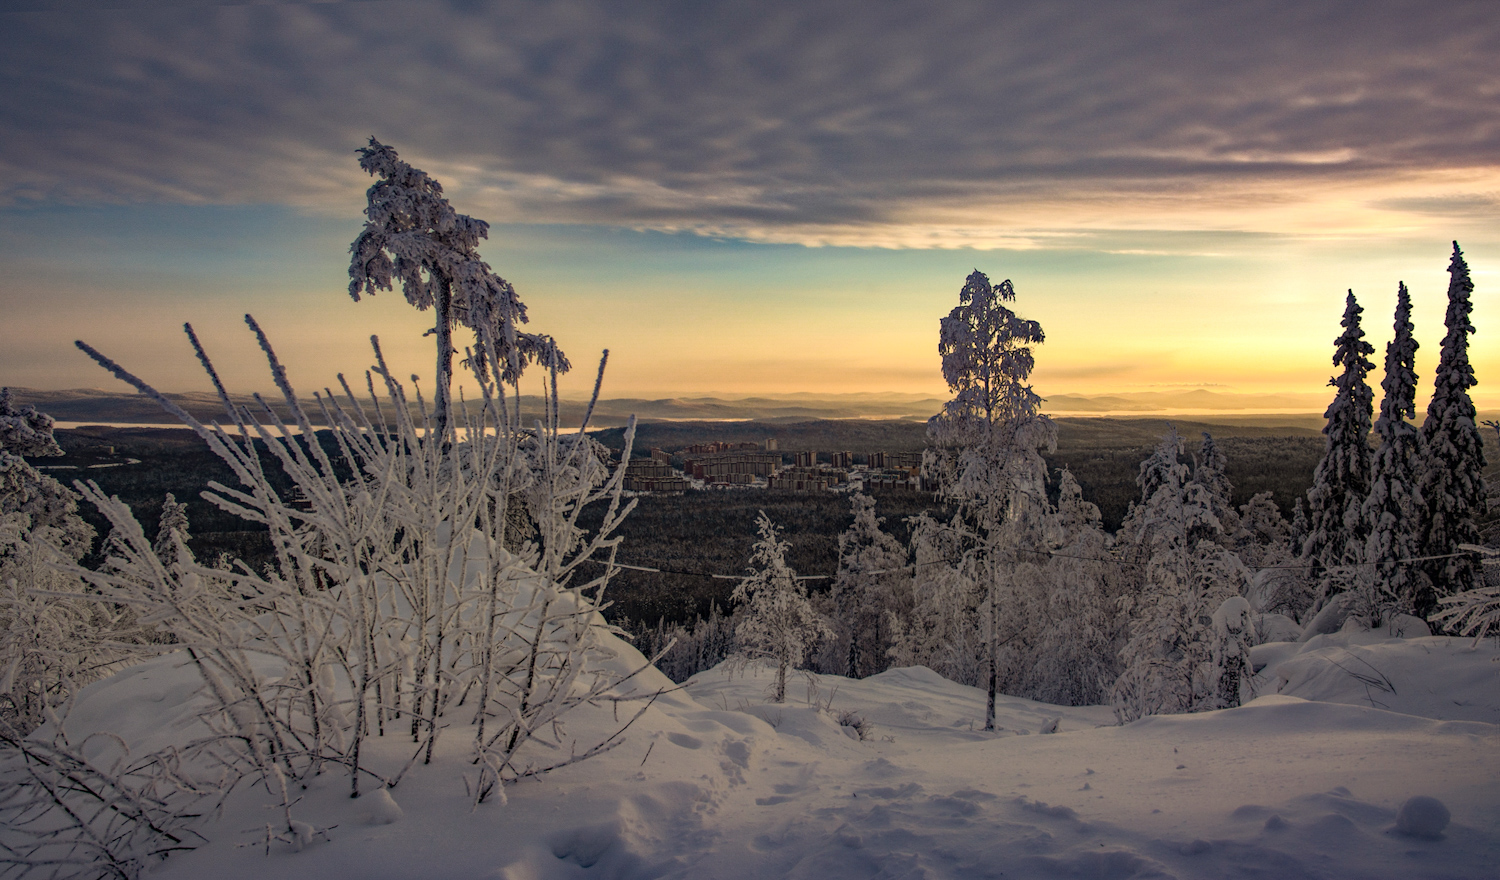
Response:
[[1395, 795, 1451, 839], [1259, 633, 1500, 723]]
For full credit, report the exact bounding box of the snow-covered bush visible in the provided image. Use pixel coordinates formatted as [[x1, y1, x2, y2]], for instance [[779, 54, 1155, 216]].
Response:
[[69, 321, 647, 821]]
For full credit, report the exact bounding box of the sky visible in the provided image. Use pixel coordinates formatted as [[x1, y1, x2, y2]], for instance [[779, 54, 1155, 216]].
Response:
[[1, 0, 1497, 406]]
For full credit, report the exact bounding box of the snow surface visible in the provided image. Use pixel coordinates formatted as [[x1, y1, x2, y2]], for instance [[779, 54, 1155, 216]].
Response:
[[48, 629, 1500, 879]]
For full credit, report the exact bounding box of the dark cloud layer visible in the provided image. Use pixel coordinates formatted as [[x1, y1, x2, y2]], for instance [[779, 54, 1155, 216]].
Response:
[[2, 0, 1496, 243]]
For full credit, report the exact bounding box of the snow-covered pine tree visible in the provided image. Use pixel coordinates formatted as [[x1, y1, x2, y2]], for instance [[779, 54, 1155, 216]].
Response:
[[0, 393, 121, 734], [1208, 596, 1256, 709], [1289, 497, 1309, 559], [926, 269, 1054, 731], [828, 493, 908, 679], [1417, 243, 1488, 617], [1193, 432, 1237, 536], [152, 493, 193, 574], [732, 512, 830, 702], [1362, 282, 1427, 618], [1303, 290, 1375, 598], [348, 139, 565, 441]]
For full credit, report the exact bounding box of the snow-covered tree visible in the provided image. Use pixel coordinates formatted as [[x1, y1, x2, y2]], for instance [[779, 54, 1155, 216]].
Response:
[[731, 512, 829, 702], [1362, 282, 1427, 618], [1417, 243, 1488, 615], [152, 493, 193, 574], [826, 493, 908, 679], [925, 269, 1054, 730], [1112, 431, 1244, 722], [1193, 432, 1236, 535], [1022, 468, 1123, 706], [885, 512, 985, 686], [349, 139, 565, 441], [1208, 596, 1256, 709], [1303, 291, 1375, 596], [0, 393, 120, 734]]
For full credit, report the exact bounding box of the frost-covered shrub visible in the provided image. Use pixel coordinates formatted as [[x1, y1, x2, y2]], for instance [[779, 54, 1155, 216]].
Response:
[[70, 324, 646, 819]]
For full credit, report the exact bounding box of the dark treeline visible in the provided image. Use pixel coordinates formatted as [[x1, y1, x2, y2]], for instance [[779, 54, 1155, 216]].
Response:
[[580, 489, 942, 624], [49, 420, 1331, 625]]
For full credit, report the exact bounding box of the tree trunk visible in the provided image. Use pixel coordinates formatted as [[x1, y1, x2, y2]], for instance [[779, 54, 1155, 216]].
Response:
[[433, 273, 454, 444]]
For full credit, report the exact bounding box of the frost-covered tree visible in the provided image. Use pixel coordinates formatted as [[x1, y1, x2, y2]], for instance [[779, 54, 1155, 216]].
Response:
[[1417, 243, 1488, 615], [1362, 282, 1427, 617], [1208, 596, 1256, 709], [152, 493, 193, 574], [1193, 432, 1236, 535], [1113, 431, 1244, 722], [827, 493, 908, 679], [731, 512, 829, 702], [0, 392, 119, 734], [1303, 291, 1375, 596], [926, 269, 1053, 730], [1022, 469, 1123, 706], [885, 512, 984, 686], [0, 390, 94, 560], [349, 139, 564, 441]]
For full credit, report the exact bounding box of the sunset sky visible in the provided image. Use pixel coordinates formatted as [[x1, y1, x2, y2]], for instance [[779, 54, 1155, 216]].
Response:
[[2, 0, 1497, 408]]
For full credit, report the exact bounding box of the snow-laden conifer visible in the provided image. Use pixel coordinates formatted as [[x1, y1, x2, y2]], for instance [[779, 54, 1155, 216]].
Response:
[[1112, 430, 1244, 722], [152, 493, 193, 574], [1362, 283, 1426, 617], [731, 512, 830, 703], [1022, 469, 1123, 706], [1193, 432, 1236, 535], [1417, 243, 1488, 614], [827, 493, 908, 679], [885, 512, 984, 686], [1303, 291, 1375, 596]]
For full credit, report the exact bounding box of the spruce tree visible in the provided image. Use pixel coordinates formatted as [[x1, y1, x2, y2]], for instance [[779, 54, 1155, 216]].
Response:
[[1303, 291, 1375, 597], [829, 493, 907, 679], [1362, 283, 1426, 616], [1417, 242, 1487, 615]]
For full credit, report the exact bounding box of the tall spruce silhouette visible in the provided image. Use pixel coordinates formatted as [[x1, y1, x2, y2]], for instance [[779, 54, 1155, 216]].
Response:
[[1362, 283, 1425, 615], [1303, 291, 1375, 596], [1417, 242, 1487, 616]]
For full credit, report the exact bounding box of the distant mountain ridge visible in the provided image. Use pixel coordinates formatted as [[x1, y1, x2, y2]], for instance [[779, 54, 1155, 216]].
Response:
[[7, 387, 1360, 427]]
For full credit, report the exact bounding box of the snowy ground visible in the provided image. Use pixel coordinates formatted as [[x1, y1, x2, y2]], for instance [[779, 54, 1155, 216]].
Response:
[[49, 629, 1500, 879]]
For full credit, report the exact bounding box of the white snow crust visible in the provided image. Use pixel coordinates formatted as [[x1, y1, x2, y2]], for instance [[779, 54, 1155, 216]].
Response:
[[50, 629, 1500, 880]]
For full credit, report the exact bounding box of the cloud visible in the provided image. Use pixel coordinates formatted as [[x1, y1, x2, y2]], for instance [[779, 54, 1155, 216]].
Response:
[[2, 0, 1498, 246]]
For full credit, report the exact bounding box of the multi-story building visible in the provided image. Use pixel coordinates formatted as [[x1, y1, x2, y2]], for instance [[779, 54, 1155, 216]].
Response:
[[867, 451, 887, 469], [685, 452, 779, 480], [829, 451, 851, 469], [765, 438, 778, 451], [793, 450, 816, 468], [890, 451, 924, 469]]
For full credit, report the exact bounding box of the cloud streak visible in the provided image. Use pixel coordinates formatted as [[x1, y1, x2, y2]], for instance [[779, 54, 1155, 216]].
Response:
[[2, 0, 1497, 248]]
